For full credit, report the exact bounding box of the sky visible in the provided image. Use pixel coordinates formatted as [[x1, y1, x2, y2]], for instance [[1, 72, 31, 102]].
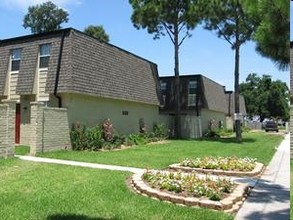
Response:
[[0, 0, 290, 91]]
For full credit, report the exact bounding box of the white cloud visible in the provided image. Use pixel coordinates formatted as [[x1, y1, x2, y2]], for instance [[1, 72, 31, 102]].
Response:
[[1, 0, 82, 11]]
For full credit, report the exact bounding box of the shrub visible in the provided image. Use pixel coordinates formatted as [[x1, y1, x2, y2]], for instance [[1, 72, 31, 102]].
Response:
[[70, 122, 87, 150], [102, 118, 113, 142], [127, 133, 148, 145], [70, 123, 104, 151], [153, 122, 168, 140], [111, 133, 126, 148], [203, 129, 220, 138], [85, 125, 104, 150]]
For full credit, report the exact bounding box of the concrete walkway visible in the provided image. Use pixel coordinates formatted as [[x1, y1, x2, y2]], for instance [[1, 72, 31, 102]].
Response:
[[15, 155, 144, 174], [236, 134, 290, 220]]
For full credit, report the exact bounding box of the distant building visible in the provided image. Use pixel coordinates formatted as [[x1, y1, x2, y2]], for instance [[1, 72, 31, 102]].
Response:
[[159, 75, 246, 138]]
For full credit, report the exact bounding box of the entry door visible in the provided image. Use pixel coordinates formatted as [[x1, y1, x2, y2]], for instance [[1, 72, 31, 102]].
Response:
[[15, 104, 21, 144]]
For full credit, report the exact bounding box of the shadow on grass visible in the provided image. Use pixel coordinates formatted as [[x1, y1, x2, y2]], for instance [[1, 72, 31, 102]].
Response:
[[196, 137, 257, 144], [47, 214, 119, 220]]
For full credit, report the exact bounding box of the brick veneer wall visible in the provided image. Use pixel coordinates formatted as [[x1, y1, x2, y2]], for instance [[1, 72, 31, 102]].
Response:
[[30, 102, 71, 155], [0, 101, 15, 158]]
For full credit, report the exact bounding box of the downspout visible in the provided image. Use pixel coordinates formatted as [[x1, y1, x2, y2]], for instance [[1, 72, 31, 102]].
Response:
[[54, 31, 66, 107]]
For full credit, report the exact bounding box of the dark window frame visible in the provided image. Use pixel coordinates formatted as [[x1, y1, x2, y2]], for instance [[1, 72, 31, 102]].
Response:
[[11, 48, 22, 72], [188, 80, 197, 107], [39, 44, 51, 69]]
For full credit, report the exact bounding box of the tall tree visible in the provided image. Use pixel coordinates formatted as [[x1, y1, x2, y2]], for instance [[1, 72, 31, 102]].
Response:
[[245, 0, 289, 71], [84, 25, 110, 43], [129, 0, 202, 138], [240, 73, 289, 121], [201, 0, 257, 142], [23, 1, 69, 34]]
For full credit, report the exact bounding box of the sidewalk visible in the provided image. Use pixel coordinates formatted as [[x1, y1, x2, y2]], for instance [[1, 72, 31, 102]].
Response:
[[236, 134, 290, 220]]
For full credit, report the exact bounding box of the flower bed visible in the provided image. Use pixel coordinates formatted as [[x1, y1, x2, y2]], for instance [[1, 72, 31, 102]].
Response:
[[130, 170, 249, 213], [142, 171, 234, 201], [181, 157, 256, 171], [169, 156, 264, 177]]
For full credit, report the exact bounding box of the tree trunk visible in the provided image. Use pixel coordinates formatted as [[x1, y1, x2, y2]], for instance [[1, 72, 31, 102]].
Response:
[[174, 23, 181, 138], [234, 44, 242, 142]]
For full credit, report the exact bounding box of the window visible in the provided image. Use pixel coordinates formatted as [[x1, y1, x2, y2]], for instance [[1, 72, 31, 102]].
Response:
[[11, 49, 22, 71], [160, 81, 167, 91], [188, 80, 197, 107], [160, 81, 167, 107], [39, 44, 51, 68]]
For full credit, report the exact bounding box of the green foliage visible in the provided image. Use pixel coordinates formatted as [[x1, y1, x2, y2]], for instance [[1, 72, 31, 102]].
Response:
[[127, 133, 148, 145], [203, 129, 220, 138], [84, 25, 110, 42], [70, 123, 104, 151], [240, 73, 290, 121], [244, 0, 289, 70], [85, 126, 105, 150], [23, 1, 69, 33], [129, 0, 202, 41], [71, 121, 168, 151], [153, 122, 168, 140]]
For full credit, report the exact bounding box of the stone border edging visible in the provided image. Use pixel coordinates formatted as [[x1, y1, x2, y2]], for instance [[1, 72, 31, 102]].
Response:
[[130, 172, 250, 214], [169, 162, 264, 177]]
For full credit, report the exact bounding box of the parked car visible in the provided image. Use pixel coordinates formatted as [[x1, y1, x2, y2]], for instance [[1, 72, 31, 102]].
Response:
[[264, 121, 279, 132]]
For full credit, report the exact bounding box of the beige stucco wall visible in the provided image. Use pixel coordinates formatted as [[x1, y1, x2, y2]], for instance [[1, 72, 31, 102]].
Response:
[[62, 93, 161, 134], [201, 109, 226, 133]]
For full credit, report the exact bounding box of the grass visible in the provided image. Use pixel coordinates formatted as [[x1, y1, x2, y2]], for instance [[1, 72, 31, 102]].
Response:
[[15, 145, 30, 155], [0, 158, 233, 220], [39, 132, 283, 169]]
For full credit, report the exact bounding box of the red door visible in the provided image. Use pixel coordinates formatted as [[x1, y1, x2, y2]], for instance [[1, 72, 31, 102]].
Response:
[[15, 104, 21, 144]]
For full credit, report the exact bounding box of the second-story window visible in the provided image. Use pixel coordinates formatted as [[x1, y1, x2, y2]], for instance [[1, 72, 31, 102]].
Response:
[[188, 80, 197, 107], [160, 81, 167, 107], [39, 44, 51, 69], [11, 49, 22, 71]]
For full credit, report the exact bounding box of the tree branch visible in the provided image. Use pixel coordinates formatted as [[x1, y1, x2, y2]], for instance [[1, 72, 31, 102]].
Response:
[[216, 24, 234, 47], [178, 32, 189, 47], [162, 22, 175, 44]]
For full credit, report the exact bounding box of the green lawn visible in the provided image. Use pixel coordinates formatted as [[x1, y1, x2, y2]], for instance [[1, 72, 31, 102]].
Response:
[[15, 145, 30, 155], [0, 159, 233, 220], [39, 132, 283, 169]]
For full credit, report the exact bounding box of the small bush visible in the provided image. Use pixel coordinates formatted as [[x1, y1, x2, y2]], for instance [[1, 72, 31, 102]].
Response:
[[127, 133, 148, 145], [203, 129, 220, 138], [85, 125, 104, 150], [71, 122, 87, 150], [153, 122, 168, 140], [70, 123, 104, 151]]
